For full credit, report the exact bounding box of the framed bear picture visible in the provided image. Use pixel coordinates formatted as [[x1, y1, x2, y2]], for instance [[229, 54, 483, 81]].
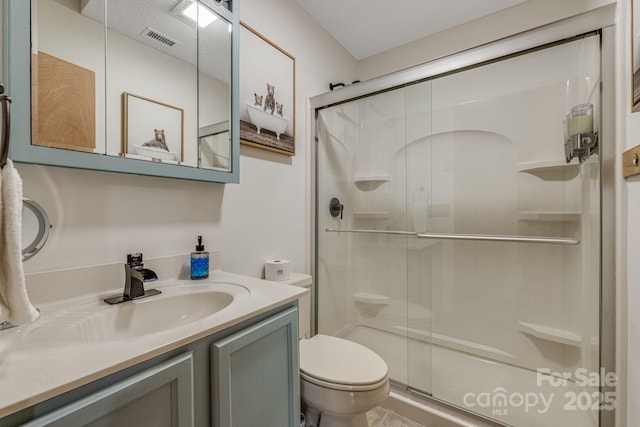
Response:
[[239, 22, 296, 155], [122, 92, 184, 163], [634, 0, 640, 111]]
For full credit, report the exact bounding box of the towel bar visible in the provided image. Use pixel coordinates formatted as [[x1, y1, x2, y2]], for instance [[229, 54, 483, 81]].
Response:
[[325, 228, 579, 245], [0, 82, 12, 169]]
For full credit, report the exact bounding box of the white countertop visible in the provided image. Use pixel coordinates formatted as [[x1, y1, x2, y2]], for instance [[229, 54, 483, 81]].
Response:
[[0, 269, 306, 418]]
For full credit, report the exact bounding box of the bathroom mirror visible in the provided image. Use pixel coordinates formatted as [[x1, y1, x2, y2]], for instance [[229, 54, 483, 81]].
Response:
[[198, 122, 231, 170], [4, 0, 239, 183], [22, 198, 51, 261]]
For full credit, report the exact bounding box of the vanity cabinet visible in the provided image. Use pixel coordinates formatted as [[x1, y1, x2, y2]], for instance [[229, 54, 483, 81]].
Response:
[[21, 353, 195, 427], [212, 306, 300, 427], [0, 304, 299, 427]]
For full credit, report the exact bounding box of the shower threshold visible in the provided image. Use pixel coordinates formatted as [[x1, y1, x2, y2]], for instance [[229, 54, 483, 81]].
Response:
[[383, 386, 508, 427]]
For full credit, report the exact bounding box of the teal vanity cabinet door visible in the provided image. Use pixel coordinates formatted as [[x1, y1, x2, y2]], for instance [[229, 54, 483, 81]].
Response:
[[22, 352, 194, 427], [211, 306, 300, 427]]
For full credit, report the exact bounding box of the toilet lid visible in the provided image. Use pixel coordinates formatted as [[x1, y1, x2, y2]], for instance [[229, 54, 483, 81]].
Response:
[[299, 334, 388, 389]]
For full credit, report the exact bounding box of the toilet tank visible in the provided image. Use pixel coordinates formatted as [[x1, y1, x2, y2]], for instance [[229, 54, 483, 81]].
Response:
[[272, 273, 312, 339]]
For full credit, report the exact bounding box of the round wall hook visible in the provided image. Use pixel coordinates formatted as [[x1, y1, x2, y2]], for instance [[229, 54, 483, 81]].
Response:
[[22, 198, 51, 261]]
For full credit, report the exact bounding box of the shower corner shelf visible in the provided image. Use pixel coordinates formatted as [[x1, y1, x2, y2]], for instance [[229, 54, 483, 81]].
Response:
[[517, 211, 581, 222], [517, 159, 580, 180], [353, 292, 391, 305], [353, 175, 390, 191], [518, 321, 582, 347]]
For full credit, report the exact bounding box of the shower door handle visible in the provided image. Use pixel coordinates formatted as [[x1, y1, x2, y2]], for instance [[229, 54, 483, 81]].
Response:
[[416, 232, 579, 245], [324, 228, 579, 245]]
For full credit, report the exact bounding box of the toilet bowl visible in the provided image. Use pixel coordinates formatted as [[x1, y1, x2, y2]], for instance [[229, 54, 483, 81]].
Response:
[[299, 334, 389, 427]]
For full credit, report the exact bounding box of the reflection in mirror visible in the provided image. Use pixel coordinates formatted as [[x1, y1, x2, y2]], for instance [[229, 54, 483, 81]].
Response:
[[22, 198, 51, 261], [31, 0, 232, 170], [122, 93, 185, 163], [197, 1, 232, 167], [198, 123, 230, 171], [32, 0, 105, 153]]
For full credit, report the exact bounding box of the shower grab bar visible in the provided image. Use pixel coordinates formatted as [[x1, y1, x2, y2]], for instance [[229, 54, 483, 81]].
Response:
[[416, 232, 579, 245], [326, 228, 415, 236], [325, 228, 579, 245]]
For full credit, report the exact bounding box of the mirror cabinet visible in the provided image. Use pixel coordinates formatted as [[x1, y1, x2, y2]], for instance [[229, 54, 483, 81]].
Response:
[[3, 0, 239, 183]]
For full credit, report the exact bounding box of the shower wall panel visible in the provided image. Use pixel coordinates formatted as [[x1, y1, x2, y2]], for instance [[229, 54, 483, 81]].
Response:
[[316, 34, 601, 427]]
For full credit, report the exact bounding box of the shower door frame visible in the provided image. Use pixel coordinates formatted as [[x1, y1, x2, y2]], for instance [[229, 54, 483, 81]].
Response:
[[310, 7, 616, 427]]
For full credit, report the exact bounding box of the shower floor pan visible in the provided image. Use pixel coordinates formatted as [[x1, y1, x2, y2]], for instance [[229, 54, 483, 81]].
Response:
[[341, 325, 598, 427]]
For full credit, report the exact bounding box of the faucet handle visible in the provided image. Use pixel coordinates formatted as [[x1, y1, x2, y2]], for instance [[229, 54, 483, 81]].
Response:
[[127, 252, 144, 268]]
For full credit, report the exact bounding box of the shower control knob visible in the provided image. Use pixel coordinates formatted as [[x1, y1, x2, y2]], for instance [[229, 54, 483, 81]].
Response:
[[329, 197, 344, 219]]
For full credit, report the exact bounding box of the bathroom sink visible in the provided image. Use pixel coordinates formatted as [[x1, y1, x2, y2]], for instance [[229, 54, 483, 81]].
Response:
[[76, 291, 234, 341], [21, 283, 248, 343]]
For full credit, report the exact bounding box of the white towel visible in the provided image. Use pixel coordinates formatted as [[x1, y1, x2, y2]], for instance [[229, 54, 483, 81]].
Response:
[[0, 160, 39, 325]]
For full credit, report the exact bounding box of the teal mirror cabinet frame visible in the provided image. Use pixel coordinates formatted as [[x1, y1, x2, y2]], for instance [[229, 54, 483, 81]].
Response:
[[3, 0, 240, 183]]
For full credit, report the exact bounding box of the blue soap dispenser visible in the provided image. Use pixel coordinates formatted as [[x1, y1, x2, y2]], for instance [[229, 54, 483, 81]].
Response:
[[190, 235, 209, 280]]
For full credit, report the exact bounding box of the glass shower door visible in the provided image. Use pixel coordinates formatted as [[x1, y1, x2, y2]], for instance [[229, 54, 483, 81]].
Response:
[[315, 31, 602, 427], [406, 34, 601, 427], [316, 87, 427, 392], [403, 81, 434, 394]]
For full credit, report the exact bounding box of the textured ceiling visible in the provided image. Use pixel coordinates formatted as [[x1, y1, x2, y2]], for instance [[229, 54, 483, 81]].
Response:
[[293, 0, 528, 60], [78, 0, 529, 78], [81, 0, 231, 83]]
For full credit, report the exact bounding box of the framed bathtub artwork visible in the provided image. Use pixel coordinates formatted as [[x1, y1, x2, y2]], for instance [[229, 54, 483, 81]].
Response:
[[239, 22, 296, 155], [122, 92, 184, 163], [634, 0, 640, 111]]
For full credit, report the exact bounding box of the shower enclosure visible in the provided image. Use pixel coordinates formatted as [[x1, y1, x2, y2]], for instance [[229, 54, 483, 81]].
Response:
[[313, 27, 614, 427]]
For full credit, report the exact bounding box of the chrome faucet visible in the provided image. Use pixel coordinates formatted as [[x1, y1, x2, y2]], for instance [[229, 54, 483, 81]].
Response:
[[104, 253, 161, 305]]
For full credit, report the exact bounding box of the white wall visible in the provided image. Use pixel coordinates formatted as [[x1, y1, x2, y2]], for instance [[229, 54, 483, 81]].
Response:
[[357, 0, 616, 81], [0, 0, 357, 279]]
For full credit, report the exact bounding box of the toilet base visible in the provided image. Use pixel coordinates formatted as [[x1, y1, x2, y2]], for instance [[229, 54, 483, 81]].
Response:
[[301, 377, 389, 427], [303, 407, 369, 427], [318, 412, 369, 427]]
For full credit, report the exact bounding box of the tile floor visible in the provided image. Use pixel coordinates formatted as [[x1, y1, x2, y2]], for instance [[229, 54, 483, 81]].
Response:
[[366, 406, 426, 427]]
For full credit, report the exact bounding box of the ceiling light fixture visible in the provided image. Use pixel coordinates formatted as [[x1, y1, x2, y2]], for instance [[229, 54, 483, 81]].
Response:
[[171, 0, 218, 28]]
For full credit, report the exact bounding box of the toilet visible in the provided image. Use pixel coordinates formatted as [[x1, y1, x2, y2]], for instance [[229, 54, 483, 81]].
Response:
[[299, 334, 389, 427], [276, 274, 389, 427]]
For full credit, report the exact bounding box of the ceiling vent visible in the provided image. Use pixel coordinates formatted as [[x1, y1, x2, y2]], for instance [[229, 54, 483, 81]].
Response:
[[141, 27, 180, 47]]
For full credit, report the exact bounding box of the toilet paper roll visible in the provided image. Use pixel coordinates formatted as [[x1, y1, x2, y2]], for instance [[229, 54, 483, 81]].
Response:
[[265, 259, 291, 281]]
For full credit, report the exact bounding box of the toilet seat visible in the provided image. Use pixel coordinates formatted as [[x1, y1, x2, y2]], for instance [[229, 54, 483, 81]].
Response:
[[300, 371, 388, 392], [300, 334, 388, 392]]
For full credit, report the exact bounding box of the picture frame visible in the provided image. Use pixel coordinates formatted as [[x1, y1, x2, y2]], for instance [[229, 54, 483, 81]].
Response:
[[122, 92, 184, 163], [633, 0, 640, 111], [239, 22, 296, 155]]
